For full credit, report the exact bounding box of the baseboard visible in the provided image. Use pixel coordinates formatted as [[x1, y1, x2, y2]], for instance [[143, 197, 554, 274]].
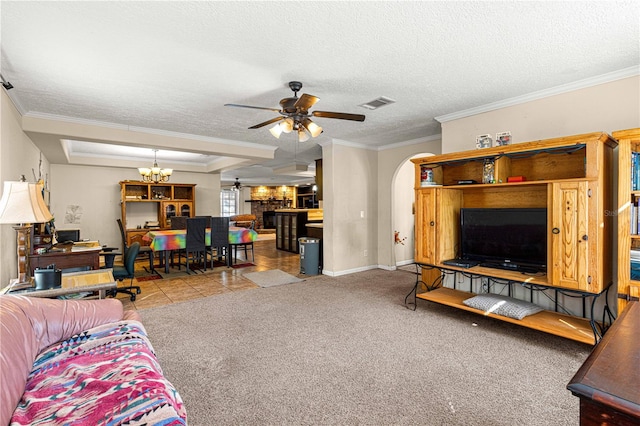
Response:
[[321, 265, 379, 277]]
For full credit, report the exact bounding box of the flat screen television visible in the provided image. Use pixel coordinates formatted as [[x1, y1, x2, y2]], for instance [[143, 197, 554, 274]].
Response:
[[460, 208, 547, 273]]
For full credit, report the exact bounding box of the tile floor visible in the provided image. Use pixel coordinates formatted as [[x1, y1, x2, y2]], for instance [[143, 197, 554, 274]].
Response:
[[115, 237, 305, 311]]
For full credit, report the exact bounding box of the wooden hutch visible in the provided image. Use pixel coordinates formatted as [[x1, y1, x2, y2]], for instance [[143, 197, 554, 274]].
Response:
[[119, 181, 196, 247]]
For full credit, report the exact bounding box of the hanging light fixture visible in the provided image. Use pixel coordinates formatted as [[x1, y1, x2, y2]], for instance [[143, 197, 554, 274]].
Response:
[[269, 117, 321, 142], [138, 149, 172, 183], [232, 178, 242, 191]]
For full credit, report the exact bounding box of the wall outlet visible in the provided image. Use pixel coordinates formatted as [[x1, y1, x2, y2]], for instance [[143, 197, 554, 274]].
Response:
[[481, 277, 489, 291], [364, 249, 368, 257], [360, 211, 365, 218]]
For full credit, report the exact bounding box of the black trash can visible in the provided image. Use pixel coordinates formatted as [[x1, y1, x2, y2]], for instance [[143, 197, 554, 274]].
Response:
[[299, 237, 321, 275]]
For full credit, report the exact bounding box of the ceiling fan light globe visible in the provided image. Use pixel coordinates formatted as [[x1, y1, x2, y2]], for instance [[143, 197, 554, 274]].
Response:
[[298, 128, 310, 142], [303, 119, 323, 138], [281, 118, 294, 133], [270, 124, 283, 138]]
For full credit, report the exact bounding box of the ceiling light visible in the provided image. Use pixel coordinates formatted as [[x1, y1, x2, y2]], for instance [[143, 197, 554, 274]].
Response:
[[138, 149, 172, 183], [281, 118, 294, 133], [302, 118, 323, 138], [298, 127, 310, 143], [269, 124, 283, 139]]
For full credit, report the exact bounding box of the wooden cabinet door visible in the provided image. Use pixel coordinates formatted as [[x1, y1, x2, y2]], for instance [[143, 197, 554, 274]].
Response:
[[550, 181, 590, 291], [276, 214, 284, 250], [415, 189, 437, 264]]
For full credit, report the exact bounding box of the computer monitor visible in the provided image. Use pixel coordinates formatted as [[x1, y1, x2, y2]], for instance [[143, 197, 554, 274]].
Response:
[[56, 229, 80, 243]]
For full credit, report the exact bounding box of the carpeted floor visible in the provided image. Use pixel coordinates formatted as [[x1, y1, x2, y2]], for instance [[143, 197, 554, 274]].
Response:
[[140, 268, 591, 426]]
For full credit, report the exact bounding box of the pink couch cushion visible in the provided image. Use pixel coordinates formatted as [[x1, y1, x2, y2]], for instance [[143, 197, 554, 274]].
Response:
[[0, 295, 124, 426]]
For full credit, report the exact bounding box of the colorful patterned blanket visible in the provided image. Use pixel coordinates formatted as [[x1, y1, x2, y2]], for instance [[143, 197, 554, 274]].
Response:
[[10, 320, 186, 425]]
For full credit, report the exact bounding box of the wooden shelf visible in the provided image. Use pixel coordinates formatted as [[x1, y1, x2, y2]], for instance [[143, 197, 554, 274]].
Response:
[[412, 131, 616, 343], [417, 287, 597, 345]]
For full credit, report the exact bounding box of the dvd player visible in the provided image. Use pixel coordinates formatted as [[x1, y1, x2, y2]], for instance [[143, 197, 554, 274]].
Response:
[[442, 259, 479, 268]]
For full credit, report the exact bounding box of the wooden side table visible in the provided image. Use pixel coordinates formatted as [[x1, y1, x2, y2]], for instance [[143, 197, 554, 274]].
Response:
[[6, 270, 117, 299], [567, 301, 640, 425]]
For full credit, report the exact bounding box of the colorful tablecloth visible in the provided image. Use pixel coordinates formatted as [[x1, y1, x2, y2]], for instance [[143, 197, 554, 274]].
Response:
[[144, 227, 258, 251]]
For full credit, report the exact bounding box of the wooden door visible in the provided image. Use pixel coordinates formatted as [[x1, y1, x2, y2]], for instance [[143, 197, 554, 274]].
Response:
[[550, 181, 590, 291]]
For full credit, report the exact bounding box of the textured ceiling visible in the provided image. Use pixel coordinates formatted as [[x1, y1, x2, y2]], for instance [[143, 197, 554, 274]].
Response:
[[1, 1, 639, 185]]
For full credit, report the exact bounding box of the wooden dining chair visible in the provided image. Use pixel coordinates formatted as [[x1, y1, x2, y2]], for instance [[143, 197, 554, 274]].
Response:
[[232, 220, 255, 264]]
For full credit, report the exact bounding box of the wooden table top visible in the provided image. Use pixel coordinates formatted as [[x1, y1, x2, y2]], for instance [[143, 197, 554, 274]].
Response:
[[567, 301, 640, 420]]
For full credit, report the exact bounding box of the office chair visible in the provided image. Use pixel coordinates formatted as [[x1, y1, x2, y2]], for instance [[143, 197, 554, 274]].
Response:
[[112, 242, 142, 301], [117, 219, 155, 272]]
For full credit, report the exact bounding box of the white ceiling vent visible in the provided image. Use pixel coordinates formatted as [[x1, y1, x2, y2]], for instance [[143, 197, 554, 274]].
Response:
[[359, 96, 396, 110]]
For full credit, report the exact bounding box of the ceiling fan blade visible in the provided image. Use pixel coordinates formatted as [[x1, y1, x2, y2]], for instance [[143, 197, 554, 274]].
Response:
[[294, 94, 320, 111], [312, 111, 366, 122], [224, 103, 282, 113], [248, 116, 284, 129]]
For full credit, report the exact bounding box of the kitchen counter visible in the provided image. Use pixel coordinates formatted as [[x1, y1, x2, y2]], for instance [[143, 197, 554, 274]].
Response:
[[277, 208, 323, 222]]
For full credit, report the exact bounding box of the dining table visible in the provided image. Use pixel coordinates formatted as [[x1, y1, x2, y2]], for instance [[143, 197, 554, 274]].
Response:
[[144, 226, 258, 273]]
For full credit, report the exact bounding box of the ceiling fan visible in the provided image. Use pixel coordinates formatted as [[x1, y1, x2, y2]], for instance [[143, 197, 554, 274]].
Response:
[[225, 81, 366, 142], [232, 178, 242, 190]]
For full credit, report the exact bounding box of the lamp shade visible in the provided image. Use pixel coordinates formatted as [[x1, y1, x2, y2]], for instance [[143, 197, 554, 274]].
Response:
[[0, 181, 53, 224]]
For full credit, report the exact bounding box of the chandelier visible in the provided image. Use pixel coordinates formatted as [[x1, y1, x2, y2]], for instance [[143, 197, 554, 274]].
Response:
[[138, 149, 172, 183], [269, 117, 322, 143]]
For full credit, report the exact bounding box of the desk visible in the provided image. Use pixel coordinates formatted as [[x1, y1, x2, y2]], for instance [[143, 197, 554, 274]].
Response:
[[145, 227, 258, 273], [7, 269, 117, 299], [567, 301, 640, 425], [29, 249, 101, 274]]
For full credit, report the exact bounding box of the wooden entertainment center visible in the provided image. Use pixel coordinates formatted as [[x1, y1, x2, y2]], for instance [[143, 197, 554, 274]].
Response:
[[411, 132, 617, 345]]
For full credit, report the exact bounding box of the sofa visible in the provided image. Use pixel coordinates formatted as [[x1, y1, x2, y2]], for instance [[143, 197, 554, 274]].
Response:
[[230, 214, 257, 228], [0, 295, 186, 425]]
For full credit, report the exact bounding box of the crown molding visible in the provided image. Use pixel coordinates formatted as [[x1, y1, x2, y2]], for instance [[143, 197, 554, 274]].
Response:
[[435, 66, 640, 123], [22, 111, 278, 152]]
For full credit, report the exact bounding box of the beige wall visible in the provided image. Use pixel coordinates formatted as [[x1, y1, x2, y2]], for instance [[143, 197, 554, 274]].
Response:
[[376, 139, 441, 270], [321, 142, 378, 275], [50, 164, 221, 250], [1, 91, 50, 286], [442, 76, 640, 152]]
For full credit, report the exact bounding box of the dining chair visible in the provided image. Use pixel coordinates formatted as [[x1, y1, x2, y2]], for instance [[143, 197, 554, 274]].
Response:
[[210, 216, 230, 267], [232, 219, 254, 264], [171, 216, 187, 230], [176, 217, 208, 274]]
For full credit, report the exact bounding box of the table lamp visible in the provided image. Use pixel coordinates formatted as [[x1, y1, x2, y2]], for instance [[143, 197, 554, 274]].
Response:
[[0, 179, 53, 287]]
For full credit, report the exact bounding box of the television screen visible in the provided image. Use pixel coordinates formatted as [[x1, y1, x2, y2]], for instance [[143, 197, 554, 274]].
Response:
[[460, 208, 547, 272]]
